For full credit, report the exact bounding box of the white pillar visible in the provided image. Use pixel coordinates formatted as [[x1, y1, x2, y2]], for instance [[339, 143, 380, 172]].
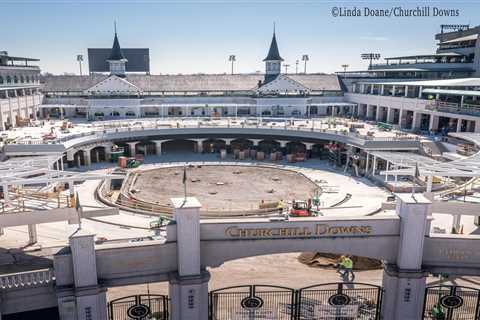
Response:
[[457, 118, 463, 132], [126, 141, 139, 157], [168, 197, 209, 320], [152, 140, 165, 155], [426, 175, 433, 193], [251, 139, 261, 147], [56, 230, 107, 320], [365, 153, 369, 176], [83, 150, 91, 167], [195, 139, 204, 153], [375, 106, 382, 122], [429, 115, 439, 132], [372, 156, 377, 176], [28, 224, 37, 244], [2, 184, 10, 205], [381, 193, 431, 320]]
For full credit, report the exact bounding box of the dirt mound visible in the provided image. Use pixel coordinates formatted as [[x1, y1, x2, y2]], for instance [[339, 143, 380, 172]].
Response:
[[298, 252, 383, 270]]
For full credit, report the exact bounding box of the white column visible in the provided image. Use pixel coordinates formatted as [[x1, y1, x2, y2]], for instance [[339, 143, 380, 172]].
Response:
[[83, 150, 91, 167], [404, 85, 409, 97], [251, 139, 261, 147], [126, 141, 139, 157], [194, 139, 204, 153], [429, 115, 438, 131], [380, 84, 385, 95], [426, 175, 433, 193], [28, 224, 37, 244], [152, 140, 165, 155], [456, 118, 463, 132], [418, 86, 423, 98], [56, 230, 107, 320], [365, 153, 369, 176], [2, 184, 10, 205], [375, 106, 382, 122], [381, 193, 431, 320], [372, 156, 377, 176], [169, 197, 209, 320]]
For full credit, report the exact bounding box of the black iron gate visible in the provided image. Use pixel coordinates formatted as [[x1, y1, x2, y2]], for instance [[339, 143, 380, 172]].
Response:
[[297, 282, 383, 320], [209, 285, 296, 319], [423, 285, 480, 320], [108, 294, 169, 320]]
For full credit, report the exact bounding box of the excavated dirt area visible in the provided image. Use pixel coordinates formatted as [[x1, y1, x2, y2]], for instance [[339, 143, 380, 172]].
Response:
[[132, 165, 318, 211]]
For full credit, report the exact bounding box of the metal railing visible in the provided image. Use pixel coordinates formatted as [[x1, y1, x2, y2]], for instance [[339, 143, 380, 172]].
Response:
[[0, 268, 54, 290]]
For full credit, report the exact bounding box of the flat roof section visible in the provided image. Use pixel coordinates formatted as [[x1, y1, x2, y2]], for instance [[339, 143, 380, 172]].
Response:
[[422, 88, 480, 97]]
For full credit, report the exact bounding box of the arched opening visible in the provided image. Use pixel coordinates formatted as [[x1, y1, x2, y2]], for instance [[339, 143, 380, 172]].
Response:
[[286, 141, 306, 154], [125, 111, 136, 117], [6, 76, 11, 84], [162, 139, 195, 154], [202, 139, 226, 153], [110, 111, 120, 117], [13, 75, 18, 83], [137, 141, 156, 156], [230, 139, 253, 151], [0, 76, 3, 84], [258, 140, 281, 153], [311, 142, 329, 159], [90, 146, 106, 163], [73, 150, 85, 167]]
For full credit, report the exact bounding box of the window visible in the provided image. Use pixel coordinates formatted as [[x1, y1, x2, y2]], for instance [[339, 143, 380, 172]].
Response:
[[13, 76, 18, 83], [0, 76, 3, 84], [125, 111, 136, 117], [6, 76, 11, 83]]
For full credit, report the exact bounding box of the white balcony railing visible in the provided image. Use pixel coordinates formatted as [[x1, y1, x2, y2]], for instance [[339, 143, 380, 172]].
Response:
[[0, 268, 54, 290]]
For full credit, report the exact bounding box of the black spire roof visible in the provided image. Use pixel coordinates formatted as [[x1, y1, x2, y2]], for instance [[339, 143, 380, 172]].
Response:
[[263, 32, 283, 61], [108, 32, 126, 61]]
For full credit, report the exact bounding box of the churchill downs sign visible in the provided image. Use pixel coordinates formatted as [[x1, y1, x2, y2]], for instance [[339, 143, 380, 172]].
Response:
[[225, 224, 373, 238]]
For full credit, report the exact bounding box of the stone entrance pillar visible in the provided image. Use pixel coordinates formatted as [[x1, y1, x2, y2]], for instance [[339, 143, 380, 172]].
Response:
[[56, 230, 107, 320], [168, 197, 209, 320], [381, 193, 431, 320]]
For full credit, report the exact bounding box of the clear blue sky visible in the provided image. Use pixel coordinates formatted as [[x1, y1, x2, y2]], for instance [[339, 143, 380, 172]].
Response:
[[1, 0, 479, 75]]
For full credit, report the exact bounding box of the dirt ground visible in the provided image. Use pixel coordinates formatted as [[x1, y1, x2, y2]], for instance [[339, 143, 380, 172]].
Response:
[[132, 165, 318, 211], [107, 253, 384, 300], [107, 252, 480, 300]]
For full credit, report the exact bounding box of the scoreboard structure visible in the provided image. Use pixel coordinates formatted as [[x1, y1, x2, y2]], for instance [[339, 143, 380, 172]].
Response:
[[87, 48, 150, 74]]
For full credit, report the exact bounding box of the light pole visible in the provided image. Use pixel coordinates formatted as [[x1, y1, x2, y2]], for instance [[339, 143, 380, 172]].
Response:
[[302, 54, 309, 73], [295, 60, 299, 74], [341, 64, 349, 77], [361, 53, 381, 68], [228, 55, 236, 75], [283, 64, 290, 74], [76, 55, 83, 76]]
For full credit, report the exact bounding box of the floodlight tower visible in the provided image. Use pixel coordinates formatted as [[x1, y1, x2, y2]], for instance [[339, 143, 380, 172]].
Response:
[[302, 54, 309, 73], [361, 53, 381, 68], [341, 64, 349, 77], [76, 55, 84, 76], [228, 55, 236, 75]]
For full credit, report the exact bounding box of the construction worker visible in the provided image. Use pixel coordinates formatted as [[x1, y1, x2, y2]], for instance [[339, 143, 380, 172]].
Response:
[[336, 255, 346, 274], [339, 256, 355, 281]]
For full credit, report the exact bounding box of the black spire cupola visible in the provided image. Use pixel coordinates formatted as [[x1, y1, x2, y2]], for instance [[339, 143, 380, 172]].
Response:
[[107, 22, 128, 77]]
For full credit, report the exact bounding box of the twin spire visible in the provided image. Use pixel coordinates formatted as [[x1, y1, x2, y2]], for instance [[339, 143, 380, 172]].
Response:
[[264, 23, 283, 62], [108, 21, 126, 61]]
